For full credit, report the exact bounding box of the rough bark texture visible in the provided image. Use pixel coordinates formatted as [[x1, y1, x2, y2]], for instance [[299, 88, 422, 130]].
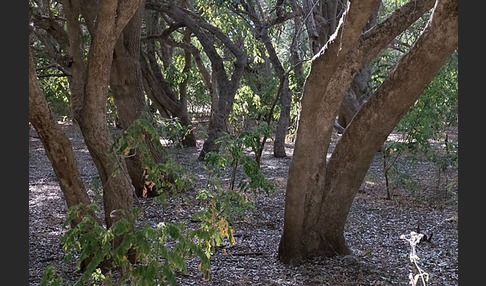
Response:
[[337, 5, 378, 128], [63, 0, 142, 228], [29, 47, 95, 227], [110, 1, 148, 196], [278, 0, 457, 265], [322, 0, 458, 244], [278, 0, 382, 264]]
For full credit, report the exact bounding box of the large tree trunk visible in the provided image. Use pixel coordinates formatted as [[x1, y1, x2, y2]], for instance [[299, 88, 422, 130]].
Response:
[[278, 0, 382, 264], [29, 47, 96, 227], [63, 0, 142, 228], [109, 0, 168, 198], [278, 0, 456, 264]]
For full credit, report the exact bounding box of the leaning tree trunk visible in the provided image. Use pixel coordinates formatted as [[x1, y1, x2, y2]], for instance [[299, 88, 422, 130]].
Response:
[[278, 0, 382, 264], [337, 5, 379, 128], [140, 26, 197, 147], [147, 3, 247, 160], [319, 0, 457, 257], [278, 0, 456, 264], [29, 47, 96, 227], [63, 0, 142, 229]]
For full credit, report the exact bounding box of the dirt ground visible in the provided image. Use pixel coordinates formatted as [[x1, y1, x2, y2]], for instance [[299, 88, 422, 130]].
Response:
[[29, 122, 458, 285]]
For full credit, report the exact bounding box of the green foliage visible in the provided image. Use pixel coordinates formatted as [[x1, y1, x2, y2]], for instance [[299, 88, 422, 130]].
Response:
[[40, 75, 71, 119], [386, 52, 458, 161], [40, 265, 64, 286], [41, 201, 238, 285], [373, 29, 458, 200], [42, 113, 261, 285], [186, 62, 212, 114], [205, 123, 274, 195], [239, 121, 273, 158], [231, 72, 280, 131], [156, 116, 195, 148], [196, 189, 254, 226], [111, 115, 193, 200]]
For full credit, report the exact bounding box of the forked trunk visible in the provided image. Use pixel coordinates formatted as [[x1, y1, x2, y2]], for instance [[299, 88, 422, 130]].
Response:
[[63, 0, 142, 228], [278, 0, 457, 264], [278, 0, 381, 264]]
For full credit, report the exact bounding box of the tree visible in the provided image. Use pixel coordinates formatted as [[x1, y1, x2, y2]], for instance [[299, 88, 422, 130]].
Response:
[[229, 0, 299, 158], [140, 10, 198, 148], [109, 0, 158, 197], [29, 46, 97, 228], [61, 0, 142, 230], [299, 0, 378, 130], [149, 2, 248, 160], [278, 0, 457, 264]]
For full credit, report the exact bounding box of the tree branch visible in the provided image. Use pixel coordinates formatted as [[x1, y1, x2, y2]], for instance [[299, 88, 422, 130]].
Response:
[[358, 0, 436, 64]]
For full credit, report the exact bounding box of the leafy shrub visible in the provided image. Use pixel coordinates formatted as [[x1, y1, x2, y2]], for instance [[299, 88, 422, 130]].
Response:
[[156, 116, 195, 148], [204, 123, 274, 195], [380, 52, 458, 201], [41, 199, 238, 285], [111, 115, 192, 198]]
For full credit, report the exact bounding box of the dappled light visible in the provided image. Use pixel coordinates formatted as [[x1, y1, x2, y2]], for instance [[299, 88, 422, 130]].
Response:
[[29, 0, 457, 284]]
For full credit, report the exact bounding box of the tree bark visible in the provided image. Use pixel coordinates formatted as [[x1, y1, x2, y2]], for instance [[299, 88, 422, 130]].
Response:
[[319, 0, 457, 258], [278, 0, 382, 264], [29, 47, 96, 227], [63, 0, 142, 228], [110, 0, 148, 196], [278, 0, 457, 265], [337, 4, 379, 129]]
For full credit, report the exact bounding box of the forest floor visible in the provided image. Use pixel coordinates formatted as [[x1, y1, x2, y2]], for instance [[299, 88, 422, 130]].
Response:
[[29, 121, 458, 286]]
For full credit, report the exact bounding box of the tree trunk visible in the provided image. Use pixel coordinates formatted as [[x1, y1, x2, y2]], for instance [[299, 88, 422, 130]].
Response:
[[273, 77, 292, 157], [63, 0, 142, 228], [278, 0, 382, 264], [278, 0, 456, 265], [29, 47, 96, 227], [140, 13, 197, 147], [290, 6, 304, 81], [110, 0, 148, 196], [337, 5, 379, 129], [147, 3, 247, 160]]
